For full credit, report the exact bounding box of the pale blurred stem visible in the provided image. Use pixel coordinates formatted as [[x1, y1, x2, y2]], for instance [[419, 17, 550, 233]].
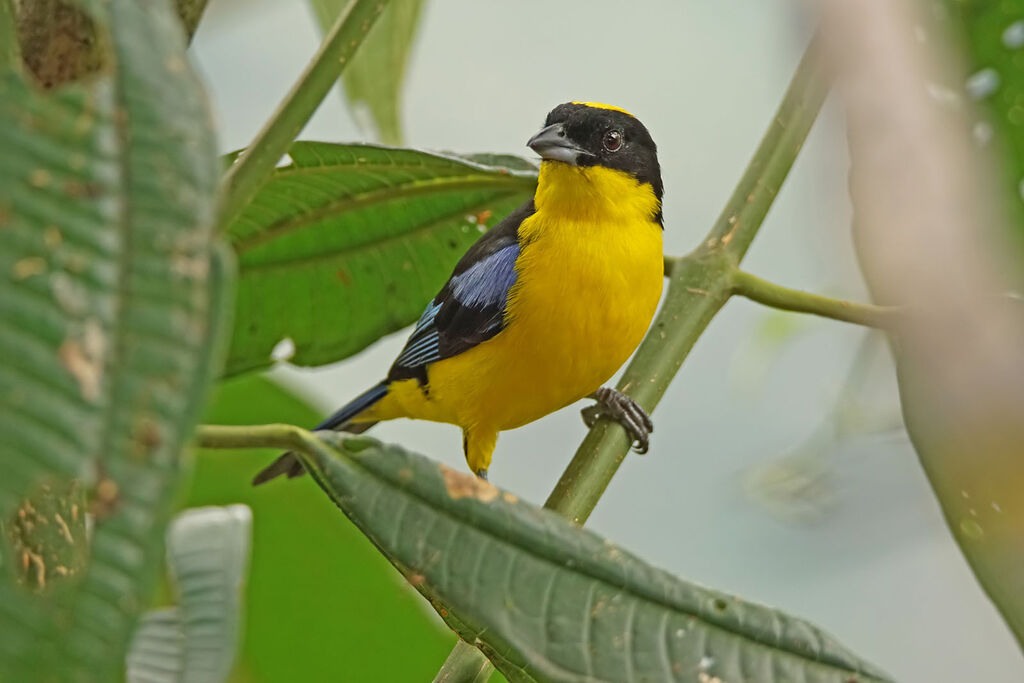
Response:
[[217, 0, 389, 230], [431, 641, 492, 683], [435, 35, 830, 681], [730, 269, 900, 329]]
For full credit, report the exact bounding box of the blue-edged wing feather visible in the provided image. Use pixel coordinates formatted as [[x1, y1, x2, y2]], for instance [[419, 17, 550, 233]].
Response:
[[388, 200, 534, 384], [253, 200, 534, 486]]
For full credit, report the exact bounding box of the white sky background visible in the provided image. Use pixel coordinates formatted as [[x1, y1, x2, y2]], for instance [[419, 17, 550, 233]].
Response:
[[192, 1, 1024, 680]]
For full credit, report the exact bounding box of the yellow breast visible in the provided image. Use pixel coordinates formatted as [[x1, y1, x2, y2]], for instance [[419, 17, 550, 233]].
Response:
[[377, 162, 663, 433]]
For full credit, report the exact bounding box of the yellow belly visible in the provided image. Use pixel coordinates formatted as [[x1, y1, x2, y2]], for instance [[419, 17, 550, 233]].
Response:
[[371, 202, 663, 434]]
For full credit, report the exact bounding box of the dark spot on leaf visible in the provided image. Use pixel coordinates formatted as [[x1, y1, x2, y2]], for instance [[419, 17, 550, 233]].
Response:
[[336, 269, 352, 285], [713, 598, 728, 611], [448, 240, 458, 249], [62, 180, 102, 198]]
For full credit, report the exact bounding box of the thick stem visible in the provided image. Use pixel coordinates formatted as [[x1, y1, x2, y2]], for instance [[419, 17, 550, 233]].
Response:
[[544, 37, 829, 525], [730, 269, 899, 329], [434, 33, 830, 681], [194, 423, 312, 452], [217, 0, 389, 230]]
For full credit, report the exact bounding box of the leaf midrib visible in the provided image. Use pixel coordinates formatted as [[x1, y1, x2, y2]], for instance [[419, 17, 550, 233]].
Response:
[[231, 175, 533, 253], [236, 188, 525, 272], [311, 446, 886, 680]]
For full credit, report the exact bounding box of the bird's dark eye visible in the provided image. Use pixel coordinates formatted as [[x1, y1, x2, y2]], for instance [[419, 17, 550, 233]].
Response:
[[602, 130, 623, 152]]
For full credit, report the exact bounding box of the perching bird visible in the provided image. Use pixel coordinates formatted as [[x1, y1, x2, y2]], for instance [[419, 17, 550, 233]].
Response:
[[254, 102, 664, 483]]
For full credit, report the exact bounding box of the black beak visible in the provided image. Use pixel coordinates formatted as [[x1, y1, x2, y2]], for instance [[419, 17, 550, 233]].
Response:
[[527, 123, 590, 165]]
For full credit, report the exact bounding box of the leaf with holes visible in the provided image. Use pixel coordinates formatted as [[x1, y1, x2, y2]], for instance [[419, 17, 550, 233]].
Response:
[[309, 0, 424, 144], [0, 0, 225, 680], [224, 142, 536, 377], [126, 505, 251, 683], [291, 433, 891, 683]]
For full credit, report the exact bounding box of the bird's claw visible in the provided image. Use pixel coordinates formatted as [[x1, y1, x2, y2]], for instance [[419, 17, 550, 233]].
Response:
[[580, 387, 653, 454]]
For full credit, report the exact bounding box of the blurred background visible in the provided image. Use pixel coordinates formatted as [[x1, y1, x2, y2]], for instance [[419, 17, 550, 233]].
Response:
[[186, 0, 1024, 680]]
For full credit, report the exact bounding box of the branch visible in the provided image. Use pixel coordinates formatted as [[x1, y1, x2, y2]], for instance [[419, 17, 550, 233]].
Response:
[[194, 423, 316, 452], [217, 0, 389, 230], [544, 36, 829, 524], [431, 641, 492, 683], [730, 269, 899, 329], [435, 34, 830, 681]]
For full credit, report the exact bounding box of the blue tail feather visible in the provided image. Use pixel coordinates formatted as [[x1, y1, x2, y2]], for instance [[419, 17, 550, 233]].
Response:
[[315, 381, 389, 431], [252, 381, 389, 486]]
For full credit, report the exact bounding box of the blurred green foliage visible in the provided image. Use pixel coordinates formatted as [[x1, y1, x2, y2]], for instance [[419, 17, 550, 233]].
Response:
[[187, 374, 453, 681]]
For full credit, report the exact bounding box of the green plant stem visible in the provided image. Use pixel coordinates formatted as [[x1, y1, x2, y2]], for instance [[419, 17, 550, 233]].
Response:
[[730, 269, 899, 329], [545, 37, 828, 524], [217, 0, 389, 230], [194, 423, 314, 451], [431, 640, 492, 683], [434, 35, 829, 681]]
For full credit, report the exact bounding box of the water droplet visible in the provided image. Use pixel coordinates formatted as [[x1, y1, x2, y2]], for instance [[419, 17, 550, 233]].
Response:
[[699, 656, 715, 670], [1019, 179, 1024, 202], [966, 68, 1000, 100], [991, 501, 1003, 513], [972, 121, 993, 145], [960, 518, 984, 539], [270, 337, 296, 362], [1004, 21, 1024, 49]]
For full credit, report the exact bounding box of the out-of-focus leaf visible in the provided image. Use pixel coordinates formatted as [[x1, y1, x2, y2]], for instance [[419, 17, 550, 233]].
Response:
[[0, 0, 224, 679], [187, 374, 453, 682], [309, 0, 424, 144], [824, 0, 1024, 649], [294, 433, 890, 683], [940, 0, 1024, 247], [126, 505, 252, 683], [223, 142, 536, 377]]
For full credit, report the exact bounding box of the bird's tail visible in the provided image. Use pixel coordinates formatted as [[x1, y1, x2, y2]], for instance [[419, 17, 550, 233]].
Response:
[[252, 381, 389, 485]]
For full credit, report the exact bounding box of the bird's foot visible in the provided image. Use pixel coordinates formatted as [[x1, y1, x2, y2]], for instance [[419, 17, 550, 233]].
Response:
[[581, 387, 653, 454], [475, 468, 489, 481]]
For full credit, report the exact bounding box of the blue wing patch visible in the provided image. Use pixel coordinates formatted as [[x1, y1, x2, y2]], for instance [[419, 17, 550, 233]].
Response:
[[389, 242, 520, 382]]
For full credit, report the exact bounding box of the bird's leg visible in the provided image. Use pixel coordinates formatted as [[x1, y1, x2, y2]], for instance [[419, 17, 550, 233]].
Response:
[[463, 428, 497, 480], [580, 387, 654, 454]]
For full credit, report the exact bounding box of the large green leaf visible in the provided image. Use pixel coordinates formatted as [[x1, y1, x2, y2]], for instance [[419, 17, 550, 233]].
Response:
[[0, 0, 224, 679], [224, 142, 535, 377], [941, 0, 1024, 246], [309, 0, 425, 144], [289, 433, 890, 683], [188, 375, 454, 682], [126, 505, 252, 683]]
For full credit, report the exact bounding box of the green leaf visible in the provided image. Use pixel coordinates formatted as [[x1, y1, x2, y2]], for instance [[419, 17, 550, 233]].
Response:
[[309, 0, 425, 144], [126, 505, 252, 683], [224, 142, 536, 377], [0, 0, 225, 679], [189, 375, 454, 682], [294, 434, 891, 683], [941, 1, 1024, 246]]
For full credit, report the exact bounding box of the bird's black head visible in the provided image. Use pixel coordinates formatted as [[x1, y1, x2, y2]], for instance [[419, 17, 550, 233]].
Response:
[[527, 102, 663, 202]]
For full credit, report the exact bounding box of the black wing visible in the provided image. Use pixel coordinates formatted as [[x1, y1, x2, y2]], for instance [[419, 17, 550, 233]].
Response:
[[387, 200, 535, 384]]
